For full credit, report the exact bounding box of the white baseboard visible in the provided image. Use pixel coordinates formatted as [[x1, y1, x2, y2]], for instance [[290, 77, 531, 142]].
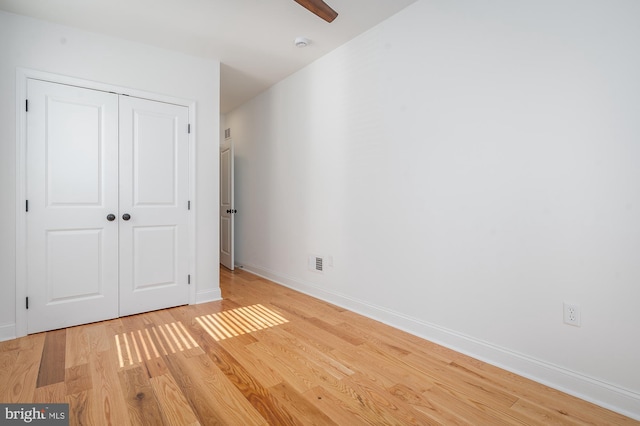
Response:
[[240, 262, 640, 421], [196, 288, 222, 304], [0, 323, 16, 342]]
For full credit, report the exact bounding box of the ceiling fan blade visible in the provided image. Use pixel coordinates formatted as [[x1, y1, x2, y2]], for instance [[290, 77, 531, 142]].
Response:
[[294, 0, 338, 23]]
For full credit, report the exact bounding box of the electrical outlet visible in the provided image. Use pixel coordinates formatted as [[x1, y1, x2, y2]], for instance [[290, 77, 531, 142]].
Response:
[[563, 303, 581, 327]]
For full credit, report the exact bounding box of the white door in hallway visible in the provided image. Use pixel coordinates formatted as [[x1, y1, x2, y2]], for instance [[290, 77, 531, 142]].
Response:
[[118, 96, 190, 316], [26, 79, 119, 333], [25, 79, 191, 333], [220, 139, 234, 270]]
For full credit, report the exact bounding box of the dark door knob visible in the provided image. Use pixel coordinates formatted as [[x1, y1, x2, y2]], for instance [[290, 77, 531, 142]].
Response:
[[122, 213, 131, 221], [106, 214, 116, 221]]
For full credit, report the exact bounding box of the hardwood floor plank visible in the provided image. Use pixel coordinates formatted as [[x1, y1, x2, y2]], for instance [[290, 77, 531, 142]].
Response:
[[0, 351, 19, 379], [307, 376, 410, 425], [0, 350, 21, 400], [172, 303, 287, 393], [67, 389, 97, 426], [331, 343, 434, 392], [509, 397, 587, 426], [305, 318, 366, 346], [65, 326, 91, 368], [150, 374, 200, 426], [118, 365, 165, 425], [267, 327, 355, 381], [336, 320, 412, 356], [83, 323, 110, 353], [272, 293, 346, 326], [1, 334, 45, 402], [337, 311, 455, 364], [249, 331, 344, 395], [280, 321, 343, 354], [164, 352, 267, 425], [219, 336, 284, 388], [269, 381, 338, 426], [245, 340, 319, 394], [103, 318, 126, 337], [89, 349, 132, 426], [143, 354, 170, 379], [0, 332, 44, 352], [269, 299, 318, 322], [404, 351, 523, 414], [302, 385, 378, 425], [343, 372, 445, 425], [36, 328, 66, 387], [162, 352, 229, 425], [205, 339, 298, 425], [33, 382, 67, 403], [387, 383, 458, 425], [447, 359, 638, 425], [0, 269, 636, 425], [66, 363, 92, 395], [420, 384, 525, 425]]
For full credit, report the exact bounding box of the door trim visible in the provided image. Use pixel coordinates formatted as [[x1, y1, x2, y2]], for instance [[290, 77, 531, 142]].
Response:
[[15, 68, 198, 338]]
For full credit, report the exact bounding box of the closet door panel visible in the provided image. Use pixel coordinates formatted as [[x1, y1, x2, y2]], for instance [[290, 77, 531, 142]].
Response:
[[26, 79, 119, 333], [119, 96, 190, 316]]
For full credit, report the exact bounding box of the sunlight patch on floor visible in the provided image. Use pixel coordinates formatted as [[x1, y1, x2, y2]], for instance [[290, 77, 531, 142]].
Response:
[[115, 321, 199, 367], [195, 304, 288, 341]]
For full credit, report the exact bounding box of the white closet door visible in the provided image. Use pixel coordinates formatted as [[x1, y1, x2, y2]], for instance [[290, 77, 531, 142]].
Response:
[[26, 79, 119, 333], [118, 96, 190, 316]]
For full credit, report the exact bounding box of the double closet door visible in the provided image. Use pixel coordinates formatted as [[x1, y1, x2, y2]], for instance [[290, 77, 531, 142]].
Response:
[[26, 79, 190, 334]]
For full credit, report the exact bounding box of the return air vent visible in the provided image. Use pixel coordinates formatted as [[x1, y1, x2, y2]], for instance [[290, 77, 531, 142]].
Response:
[[309, 255, 324, 273]]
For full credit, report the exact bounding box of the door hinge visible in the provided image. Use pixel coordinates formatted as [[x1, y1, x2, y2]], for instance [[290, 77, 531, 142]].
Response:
[[26, 297, 29, 309], [188, 200, 191, 210], [25, 99, 28, 112], [188, 274, 191, 285], [25, 200, 29, 212], [188, 124, 191, 134]]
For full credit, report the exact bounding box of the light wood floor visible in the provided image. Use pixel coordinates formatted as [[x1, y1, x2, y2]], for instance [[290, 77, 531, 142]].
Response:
[[0, 268, 636, 425]]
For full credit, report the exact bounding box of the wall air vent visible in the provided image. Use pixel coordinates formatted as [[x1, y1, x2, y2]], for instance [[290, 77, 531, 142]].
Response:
[[309, 255, 324, 273]]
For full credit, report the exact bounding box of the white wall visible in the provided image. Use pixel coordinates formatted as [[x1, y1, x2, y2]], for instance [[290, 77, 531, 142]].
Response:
[[226, 0, 640, 418], [0, 11, 221, 339]]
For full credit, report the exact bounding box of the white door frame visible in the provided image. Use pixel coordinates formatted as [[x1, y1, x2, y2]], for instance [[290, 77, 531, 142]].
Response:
[[14, 68, 198, 338]]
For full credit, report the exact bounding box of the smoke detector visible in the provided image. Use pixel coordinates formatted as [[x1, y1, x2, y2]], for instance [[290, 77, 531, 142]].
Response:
[[295, 37, 310, 48]]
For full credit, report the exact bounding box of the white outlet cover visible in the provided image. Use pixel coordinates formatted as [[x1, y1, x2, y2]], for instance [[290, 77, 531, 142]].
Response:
[[563, 302, 581, 327]]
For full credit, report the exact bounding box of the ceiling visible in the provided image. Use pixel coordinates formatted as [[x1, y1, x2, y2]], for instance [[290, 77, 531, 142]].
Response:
[[0, 0, 418, 113]]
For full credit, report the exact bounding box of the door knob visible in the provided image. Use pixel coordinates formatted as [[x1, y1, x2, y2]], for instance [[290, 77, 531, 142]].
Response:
[[106, 214, 116, 221], [122, 213, 131, 221]]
